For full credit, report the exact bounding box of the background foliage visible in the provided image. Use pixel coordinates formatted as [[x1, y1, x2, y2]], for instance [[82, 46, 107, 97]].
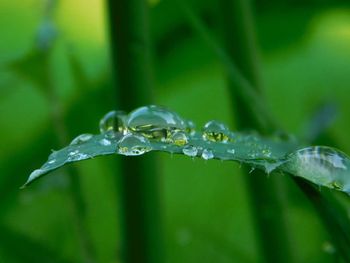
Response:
[[1, 0, 350, 262]]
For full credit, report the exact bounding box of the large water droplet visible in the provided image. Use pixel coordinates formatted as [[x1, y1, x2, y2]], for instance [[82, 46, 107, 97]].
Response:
[[201, 149, 214, 160], [70, 133, 93, 145], [284, 146, 350, 193], [202, 120, 229, 142], [67, 150, 89, 161], [171, 131, 188, 146], [118, 134, 152, 156], [182, 145, 198, 158], [126, 105, 187, 141], [99, 110, 127, 135]]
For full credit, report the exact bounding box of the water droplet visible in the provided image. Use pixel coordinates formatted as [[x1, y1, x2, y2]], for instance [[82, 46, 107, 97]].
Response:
[[68, 150, 79, 156], [48, 159, 56, 164], [201, 149, 214, 160], [227, 148, 235, 155], [182, 145, 198, 158], [99, 138, 111, 146], [126, 105, 187, 141], [70, 133, 93, 145], [171, 131, 188, 146], [118, 134, 152, 156], [185, 120, 196, 135], [262, 147, 272, 158], [202, 120, 229, 142], [99, 110, 127, 135], [285, 146, 350, 192]]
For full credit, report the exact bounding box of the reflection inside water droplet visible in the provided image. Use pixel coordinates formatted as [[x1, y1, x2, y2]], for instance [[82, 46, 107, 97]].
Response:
[[118, 133, 152, 156], [284, 146, 350, 193], [126, 105, 187, 141], [185, 120, 196, 135], [99, 110, 127, 135], [171, 131, 188, 146], [202, 120, 229, 142]]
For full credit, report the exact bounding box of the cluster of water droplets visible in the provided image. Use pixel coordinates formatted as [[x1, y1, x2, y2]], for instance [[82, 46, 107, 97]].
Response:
[[97, 105, 350, 194], [25, 104, 350, 194], [97, 105, 232, 160], [98, 105, 193, 156]]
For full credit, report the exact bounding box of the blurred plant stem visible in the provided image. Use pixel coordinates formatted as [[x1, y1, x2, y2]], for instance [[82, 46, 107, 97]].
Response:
[[295, 178, 350, 262], [176, 0, 293, 261], [106, 0, 164, 263], [299, 117, 350, 261], [178, 0, 350, 262], [176, 0, 275, 133], [218, 1, 294, 262], [36, 1, 95, 262], [42, 49, 96, 263]]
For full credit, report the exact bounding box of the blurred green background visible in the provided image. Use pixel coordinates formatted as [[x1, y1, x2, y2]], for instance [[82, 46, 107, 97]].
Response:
[[1, 0, 350, 262]]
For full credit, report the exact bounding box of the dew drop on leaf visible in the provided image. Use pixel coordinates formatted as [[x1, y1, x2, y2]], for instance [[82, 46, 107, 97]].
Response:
[[171, 131, 188, 146], [185, 120, 196, 135], [126, 105, 187, 141], [262, 147, 272, 158], [202, 120, 229, 143], [67, 150, 89, 161], [99, 110, 127, 135], [70, 133, 93, 145], [48, 159, 56, 164], [284, 146, 350, 193], [118, 133, 152, 156], [99, 138, 111, 146], [227, 148, 235, 155], [182, 145, 198, 157], [201, 149, 214, 160]]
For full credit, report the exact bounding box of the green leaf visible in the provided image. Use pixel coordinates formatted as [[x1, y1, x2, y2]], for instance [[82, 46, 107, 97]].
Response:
[[22, 106, 350, 196], [21, 131, 298, 188]]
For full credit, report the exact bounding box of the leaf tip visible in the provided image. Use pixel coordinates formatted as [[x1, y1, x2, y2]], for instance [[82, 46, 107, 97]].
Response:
[[19, 184, 27, 190]]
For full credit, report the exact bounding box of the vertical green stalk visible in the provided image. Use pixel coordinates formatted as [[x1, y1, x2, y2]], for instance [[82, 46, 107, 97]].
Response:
[[37, 2, 95, 262], [176, 1, 350, 261], [294, 178, 350, 262], [106, 1, 163, 263], [218, 0, 293, 262]]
